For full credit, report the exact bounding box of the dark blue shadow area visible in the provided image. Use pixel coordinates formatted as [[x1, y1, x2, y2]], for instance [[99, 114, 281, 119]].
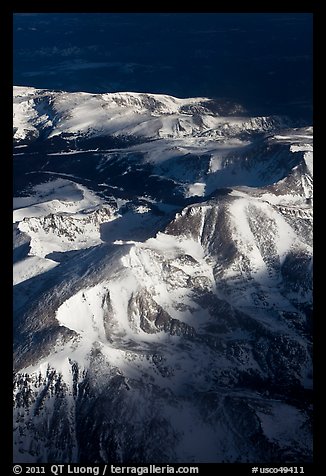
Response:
[[99, 210, 168, 243], [14, 13, 312, 120], [13, 242, 30, 264]]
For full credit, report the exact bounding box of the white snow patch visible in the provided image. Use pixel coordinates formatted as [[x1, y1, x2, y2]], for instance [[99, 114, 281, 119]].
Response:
[[290, 143, 313, 153], [185, 182, 206, 198], [303, 151, 313, 176], [134, 205, 150, 214]]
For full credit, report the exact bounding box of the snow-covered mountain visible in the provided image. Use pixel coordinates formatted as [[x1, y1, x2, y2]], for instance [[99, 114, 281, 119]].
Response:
[[13, 86, 250, 142], [13, 87, 313, 463]]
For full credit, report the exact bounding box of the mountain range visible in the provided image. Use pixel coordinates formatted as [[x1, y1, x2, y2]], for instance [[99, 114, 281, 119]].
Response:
[[13, 86, 313, 463]]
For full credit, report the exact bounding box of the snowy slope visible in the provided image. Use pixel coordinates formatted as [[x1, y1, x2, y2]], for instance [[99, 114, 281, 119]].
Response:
[[13, 87, 313, 464], [13, 194, 313, 462]]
